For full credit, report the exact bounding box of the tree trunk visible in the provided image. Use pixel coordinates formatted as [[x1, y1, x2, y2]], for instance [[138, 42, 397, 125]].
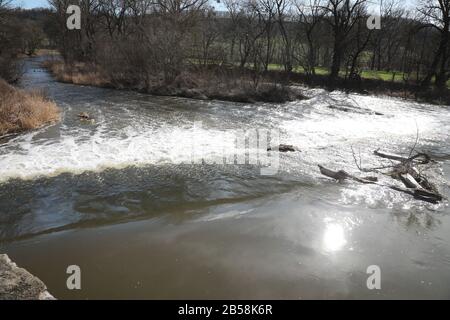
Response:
[[422, 32, 447, 88], [435, 32, 449, 89], [330, 42, 341, 80]]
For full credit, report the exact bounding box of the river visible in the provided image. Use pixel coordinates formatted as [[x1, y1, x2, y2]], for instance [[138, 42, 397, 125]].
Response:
[[0, 57, 449, 299]]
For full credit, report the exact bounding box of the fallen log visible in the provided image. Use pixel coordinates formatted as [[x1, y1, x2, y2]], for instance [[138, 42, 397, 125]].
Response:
[[396, 173, 442, 202], [318, 165, 377, 184], [409, 167, 437, 193], [372, 150, 440, 199], [319, 165, 443, 204], [399, 173, 422, 189], [318, 165, 351, 182], [374, 150, 431, 164], [387, 159, 439, 193], [267, 144, 298, 152], [373, 150, 409, 162]]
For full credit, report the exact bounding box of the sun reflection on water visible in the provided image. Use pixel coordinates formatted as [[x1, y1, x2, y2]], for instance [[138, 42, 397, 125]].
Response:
[[323, 223, 347, 252]]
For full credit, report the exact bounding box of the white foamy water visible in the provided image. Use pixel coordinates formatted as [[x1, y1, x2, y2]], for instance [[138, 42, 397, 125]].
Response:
[[0, 124, 239, 181], [1, 87, 450, 184]]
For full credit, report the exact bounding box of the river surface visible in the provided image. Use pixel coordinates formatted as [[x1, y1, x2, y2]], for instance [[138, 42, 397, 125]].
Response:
[[1, 57, 450, 299]]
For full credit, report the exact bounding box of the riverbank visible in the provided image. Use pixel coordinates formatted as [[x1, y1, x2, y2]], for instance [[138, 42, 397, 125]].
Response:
[[0, 254, 54, 300], [43, 60, 450, 106], [42, 60, 305, 104], [0, 79, 60, 136], [260, 68, 450, 106]]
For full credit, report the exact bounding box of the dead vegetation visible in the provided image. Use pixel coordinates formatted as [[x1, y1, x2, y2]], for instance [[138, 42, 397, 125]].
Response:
[[42, 60, 109, 87], [43, 60, 305, 104], [0, 78, 60, 136]]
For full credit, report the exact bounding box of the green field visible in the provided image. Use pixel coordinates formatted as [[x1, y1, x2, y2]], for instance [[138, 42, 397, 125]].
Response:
[[267, 63, 406, 82], [194, 59, 450, 87]]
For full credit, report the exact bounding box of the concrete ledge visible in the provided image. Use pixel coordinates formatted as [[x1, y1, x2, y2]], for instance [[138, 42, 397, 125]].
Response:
[[0, 254, 55, 300]]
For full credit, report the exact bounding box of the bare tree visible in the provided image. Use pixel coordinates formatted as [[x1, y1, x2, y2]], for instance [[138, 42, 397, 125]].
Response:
[[418, 0, 450, 88], [275, 0, 293, 71], [0, 0, 11, 15], [98, 0, 132, 38], [156, 0, 209, 15], [251, 0, 277, 71], [345, 5, 372, 80], [225, 0, 265, 69], [369, 0, 405, 74], [322, 0, 368, 80], [0, 0, 23, 81], [197, 8, 222, 66], [40, 0, 450, 95], [294, 0, 326, 75]]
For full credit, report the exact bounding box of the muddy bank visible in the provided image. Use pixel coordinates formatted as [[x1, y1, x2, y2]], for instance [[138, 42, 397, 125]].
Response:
[[0, 254, 55, 300]]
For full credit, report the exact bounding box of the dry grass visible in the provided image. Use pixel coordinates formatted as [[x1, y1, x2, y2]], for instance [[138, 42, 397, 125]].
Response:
[[43, 60, 303, 103], [0, 79, 60, 136], [42, 60, 110, 87]]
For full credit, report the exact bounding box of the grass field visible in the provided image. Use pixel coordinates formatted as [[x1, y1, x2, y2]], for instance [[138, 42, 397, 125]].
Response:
[[183, 58, 450, 87], [266, 63, 407, 82], [266, 63, 450, 87]]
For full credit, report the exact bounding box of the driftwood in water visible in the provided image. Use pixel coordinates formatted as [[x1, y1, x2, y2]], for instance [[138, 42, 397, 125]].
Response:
[[399, 173, 421, 189], [318, 164, 443, 204], [374, 149, 431, 164], [321, 141, 444, 203], [78, 112, 91, 120], [77, 112, 95, 124], [267, 144, 298, 152], [409, 167, 436, 192], [382, 150, 439, 194], [318, 165, 377, 184]]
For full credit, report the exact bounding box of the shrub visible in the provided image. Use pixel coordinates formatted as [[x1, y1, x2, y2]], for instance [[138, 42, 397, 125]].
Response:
[[0, 78, 60, 135]]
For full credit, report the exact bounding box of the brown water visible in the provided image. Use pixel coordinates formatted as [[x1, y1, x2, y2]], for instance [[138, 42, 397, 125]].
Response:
[[1, 58, 450, 299]]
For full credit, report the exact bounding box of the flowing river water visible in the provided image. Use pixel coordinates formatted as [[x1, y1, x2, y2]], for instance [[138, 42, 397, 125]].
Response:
[[1, 57, 450, 299]]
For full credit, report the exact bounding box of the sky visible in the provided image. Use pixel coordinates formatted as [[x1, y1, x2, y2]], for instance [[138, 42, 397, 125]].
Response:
[[12, 0, 417, 10], [12, 0, 49, 9]]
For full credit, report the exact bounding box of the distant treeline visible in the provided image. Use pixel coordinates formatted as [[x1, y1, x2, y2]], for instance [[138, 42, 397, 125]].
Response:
[[0, 1, 57, 82], [2, 0, 450, 90]]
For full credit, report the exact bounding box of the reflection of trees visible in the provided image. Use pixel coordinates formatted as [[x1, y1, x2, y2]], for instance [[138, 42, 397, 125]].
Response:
[[391, 209, 442, 230]]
